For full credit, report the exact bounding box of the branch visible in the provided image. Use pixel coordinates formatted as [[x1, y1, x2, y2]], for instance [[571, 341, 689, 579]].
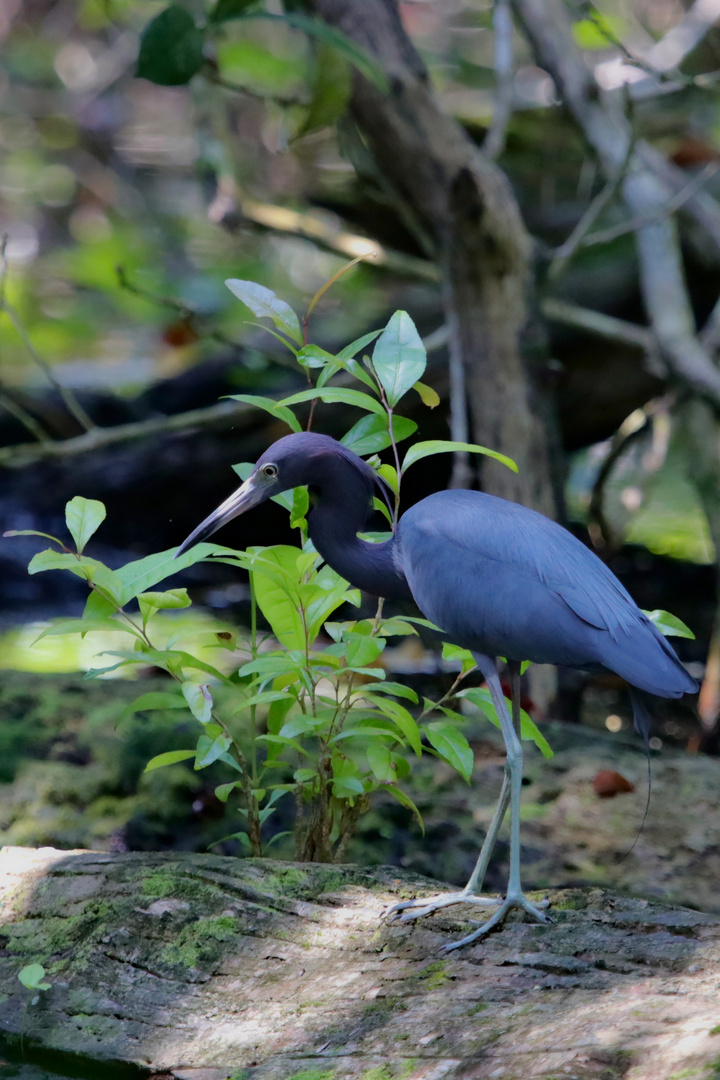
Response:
[[540, 299, 654, 351], [0, 399, 252, 470], [513, 0, 720, 410], [484, 0, 514, 160]]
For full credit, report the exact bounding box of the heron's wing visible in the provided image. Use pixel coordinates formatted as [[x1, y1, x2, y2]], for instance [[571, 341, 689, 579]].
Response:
[[401, 490, 640, 638]]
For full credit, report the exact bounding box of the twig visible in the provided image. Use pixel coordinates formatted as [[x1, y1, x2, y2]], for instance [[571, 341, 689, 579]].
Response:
[[0, 388, 52, 444], [587, 407, 651, 549], [0, 398, 253, 470], [484, 0, 514, 160], [580, 163, 720, 249], [547, 136, 635, 284], [541, 298, 654, 350], [0, 240, 95, 434], [114, 266, 286, 364]]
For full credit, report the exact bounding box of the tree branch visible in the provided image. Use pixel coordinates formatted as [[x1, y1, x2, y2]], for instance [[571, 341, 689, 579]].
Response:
[[513, 0, 720, 409]]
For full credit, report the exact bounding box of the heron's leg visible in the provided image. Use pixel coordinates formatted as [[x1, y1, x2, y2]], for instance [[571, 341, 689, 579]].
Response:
[[385, 658, 512, 925], [383, 772, 509, 923], [435, 655, 550, 951]]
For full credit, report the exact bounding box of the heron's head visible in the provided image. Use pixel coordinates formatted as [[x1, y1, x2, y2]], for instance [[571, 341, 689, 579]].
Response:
[[175, 432, 378, 557]]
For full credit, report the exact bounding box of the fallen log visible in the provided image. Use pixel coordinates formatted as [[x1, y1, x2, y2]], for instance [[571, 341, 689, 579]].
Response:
[[1, 846, 720, 1079]]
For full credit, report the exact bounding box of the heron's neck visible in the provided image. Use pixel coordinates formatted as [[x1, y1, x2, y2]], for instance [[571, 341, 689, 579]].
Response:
[[307, 483, 412, 603]]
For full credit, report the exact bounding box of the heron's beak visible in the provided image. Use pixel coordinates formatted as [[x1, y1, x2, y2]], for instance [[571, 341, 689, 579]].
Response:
[[175, 474, 268, 558]]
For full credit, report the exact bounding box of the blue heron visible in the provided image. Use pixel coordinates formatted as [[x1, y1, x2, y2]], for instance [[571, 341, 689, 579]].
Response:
[[176, 431, 697, 948]]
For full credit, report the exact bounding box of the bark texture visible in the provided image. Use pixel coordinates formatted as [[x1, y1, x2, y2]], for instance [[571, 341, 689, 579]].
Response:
[[306, 0, 559, 516], [2, 846, 720, 1079]]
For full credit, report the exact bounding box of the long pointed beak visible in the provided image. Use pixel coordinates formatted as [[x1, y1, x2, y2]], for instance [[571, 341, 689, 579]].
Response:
[[175, 475, 267, 557]]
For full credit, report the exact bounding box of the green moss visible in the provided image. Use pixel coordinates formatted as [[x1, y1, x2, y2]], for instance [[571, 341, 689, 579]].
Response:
[[358, 1067, 392, 1080], [285, 1071, 335, 1080], [160, 915, 242, 969], [414, 960, 451, 990], [466, 1002, 488, 1015], [140, 871, 180, 899]]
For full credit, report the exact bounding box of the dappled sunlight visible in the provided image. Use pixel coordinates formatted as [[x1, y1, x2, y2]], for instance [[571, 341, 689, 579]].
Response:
[[0, 611, 249, 677]]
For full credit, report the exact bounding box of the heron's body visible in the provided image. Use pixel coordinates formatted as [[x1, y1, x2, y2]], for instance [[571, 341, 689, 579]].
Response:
[[398, 490, 694, 698], [177, 432, 697, 949]]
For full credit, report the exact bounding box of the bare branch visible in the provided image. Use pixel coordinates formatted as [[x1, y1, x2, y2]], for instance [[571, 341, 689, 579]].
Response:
[[484, 0, 514, 160], [540, 298, 654, 351], [513, 0, 720, 409], [0, 399, 251, 470]]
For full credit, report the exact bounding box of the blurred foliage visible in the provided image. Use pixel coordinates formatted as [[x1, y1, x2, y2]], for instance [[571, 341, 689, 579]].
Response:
[[1, 0, 719, 563]]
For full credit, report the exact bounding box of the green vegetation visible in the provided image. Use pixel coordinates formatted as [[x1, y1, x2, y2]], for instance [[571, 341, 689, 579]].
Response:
[[7, 279, 553, 866]]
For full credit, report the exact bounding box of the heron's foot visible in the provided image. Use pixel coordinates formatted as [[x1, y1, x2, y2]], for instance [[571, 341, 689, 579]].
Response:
[[383, 889, 502, 925], [440, 892, 551, 952]]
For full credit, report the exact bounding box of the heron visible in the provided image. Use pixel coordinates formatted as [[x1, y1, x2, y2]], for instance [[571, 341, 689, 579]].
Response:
[[176, 431, 697, 949]]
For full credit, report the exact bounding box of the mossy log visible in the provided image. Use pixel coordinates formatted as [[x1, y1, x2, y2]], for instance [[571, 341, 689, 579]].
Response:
[[1, 847, 720, 1079]]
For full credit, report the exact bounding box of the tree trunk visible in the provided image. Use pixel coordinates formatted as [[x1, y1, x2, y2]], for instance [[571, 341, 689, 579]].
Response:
[[1, 846, 720, 1079], [307, 0, 561, 517]]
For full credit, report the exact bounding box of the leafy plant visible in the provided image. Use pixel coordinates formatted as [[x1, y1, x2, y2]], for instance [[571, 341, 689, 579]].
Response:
[[5, 267, 545, 861], [7, 271, 692, 863]]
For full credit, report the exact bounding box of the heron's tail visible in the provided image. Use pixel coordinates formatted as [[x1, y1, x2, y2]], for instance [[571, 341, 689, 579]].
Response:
[[629, 688, 654, 745]]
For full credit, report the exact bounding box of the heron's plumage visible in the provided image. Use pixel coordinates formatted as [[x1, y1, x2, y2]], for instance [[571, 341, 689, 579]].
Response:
[[398, 490, 696, 699]]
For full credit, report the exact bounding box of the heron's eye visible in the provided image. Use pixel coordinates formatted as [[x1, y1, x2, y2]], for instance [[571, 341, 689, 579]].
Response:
[[262, 463, 278, 479]]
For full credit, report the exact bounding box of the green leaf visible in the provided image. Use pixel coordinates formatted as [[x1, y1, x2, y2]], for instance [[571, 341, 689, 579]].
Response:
[[225, 279, 302, 345], [138, 588, 191, 625], [426, 722, 473, 782], [278, 386, 384, 415], [386, 786, 424, 831], [65, 496, 106, 554], [344, 633, 384, 668], [32, 617, 131, 643], [214, 781, 242, 802], [119, 692, 188, 723], [376, 620, 418, 638], [372, 697, 422, 756], [195, 733, 232, 769], [414, 381, 440, 408], [237, 654, 304, 679], [250, 546, 306, 649], [137, 6, 205, 86], [18, 964, 50, 991], [372, 311, 427, 406], [331, 755, 365, 800], [340, 413, 417, 456], [144, 749, 196, 772], [376, 463, 398, 494], [457, 687, 553, 759], [225, 394, 301, 433], [182, 683, 214, 724], [442, 642, 476, 674], [297, 344, 336, 369], [338, 329, 383, 360], [360, 681, 418, 702], [366, 742, 395, 782], [644, 609, 696, 639], [27, 550, 124, 604], [290, 487, 309, 529], [402, 440, 518, 474], [116, 544, 231, 605], [305, 566, 356, 641], [3, 529, 64, 544]]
